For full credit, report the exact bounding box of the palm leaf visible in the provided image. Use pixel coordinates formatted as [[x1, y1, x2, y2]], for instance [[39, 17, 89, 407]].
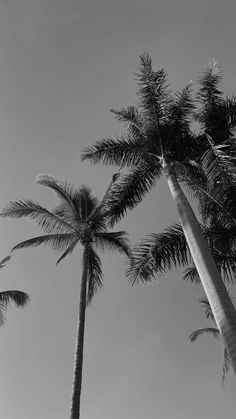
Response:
[[169, 84, 195, 131], [110, 105, 144, 140], [36, 174, 83, 222], [128, 224, 191, 284], [136, 53, 170, 122], [56, 240, 79, 265], [94, 231, 131, 258], [0, 200, 78, 234], [0, 290, 29, 326], [106, 161, 161, 226], [86, 246, 103, 305], [0, 255, 11, 269], [222, 348, 231, 387], [183, 266, 200, 283], [11, 233, 77, 253], [189, 327, 220, 342], [198, 298, 215, 321], [81, 135, 148, 167]]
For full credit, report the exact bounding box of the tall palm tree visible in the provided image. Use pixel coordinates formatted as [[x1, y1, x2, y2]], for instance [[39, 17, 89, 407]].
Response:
[[189, 298, 232, 387], [81, 54, 236, 373], [0, 174, 130, 419], [0, 255, 29, 325]]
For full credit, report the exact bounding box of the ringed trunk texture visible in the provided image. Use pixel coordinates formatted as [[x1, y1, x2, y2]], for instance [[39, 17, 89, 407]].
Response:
[[164, 163, 236, 374], [70, 247, 88, 419]]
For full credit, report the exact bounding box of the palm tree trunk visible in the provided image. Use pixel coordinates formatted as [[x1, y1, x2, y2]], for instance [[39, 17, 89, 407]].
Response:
[[70, 246, 88, 419], [163, 162, 236, 374]]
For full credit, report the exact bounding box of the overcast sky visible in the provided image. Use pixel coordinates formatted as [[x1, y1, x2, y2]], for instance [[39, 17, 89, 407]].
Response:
[[0, 1, 236, 418]]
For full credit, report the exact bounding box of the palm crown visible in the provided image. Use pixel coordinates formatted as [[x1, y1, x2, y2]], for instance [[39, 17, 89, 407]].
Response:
[[81, 53, 200, 224], [0, 174, 130, 304]]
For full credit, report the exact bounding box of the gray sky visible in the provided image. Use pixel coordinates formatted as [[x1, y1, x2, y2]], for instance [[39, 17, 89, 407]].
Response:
[[0, 1, 236, 418]]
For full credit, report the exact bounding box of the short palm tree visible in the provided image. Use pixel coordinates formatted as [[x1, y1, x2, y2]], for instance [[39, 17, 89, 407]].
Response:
[[0, 174, 130, 419], [0, 255, 29, 325], [81, 54, 236, 373], [189, 298, 232, 386]]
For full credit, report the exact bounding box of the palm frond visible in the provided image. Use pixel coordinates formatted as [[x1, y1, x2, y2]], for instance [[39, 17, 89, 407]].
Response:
[[0, 290, 29, 307], [106, 161, 161, 226], [81, 135, 148, 167], [110, 105, 144, 136], [136, 53, 170, 122], [183, 266, 200, 283], [56, 240, 79, 265], [189, 327, 220, 343], [169, 84, 195, 131], [197, 60, 223, 108], [86, 246, 103, 305], [36, 173, 83, 222], [198, 298, 215, 321], [0, 290, 29, 326], [0, 200, 77, 234], [94, 231, 131, 259], [0, 255, 11, 269], [222, 348, 231, 387], [128, 224, 191, 284], [201, 139, 236, 190], [11, 233, 77, 253]]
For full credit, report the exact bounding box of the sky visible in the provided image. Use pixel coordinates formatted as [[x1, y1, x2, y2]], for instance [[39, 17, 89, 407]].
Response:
[[0, 1, 236, 418]]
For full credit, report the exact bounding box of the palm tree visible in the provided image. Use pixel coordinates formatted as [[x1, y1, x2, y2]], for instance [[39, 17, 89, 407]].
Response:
[[0, 255, 29, 325], [81, 54, 236, 373], [0, 174, 130, 419], [189, 298, 232, 387]]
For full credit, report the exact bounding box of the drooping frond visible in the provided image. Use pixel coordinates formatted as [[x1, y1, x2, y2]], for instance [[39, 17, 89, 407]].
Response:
[[222, 348, 231, 387], [86, 246, 103, 305], [11, 233, 77, 253], [94, 231, 131, 259], [106, 161, 161, 226], [128, 224, 191, 284], [198, 298, 215, 321], [0, 290, 29, 307], [0, 200, 77, 234], [0, 255, 11, 269], [0, 290, 29, 326], [189, 327, 220, 343], [183, 266, 200, 283], [56, 240, 79, 265], [36, 174, 83, 222]]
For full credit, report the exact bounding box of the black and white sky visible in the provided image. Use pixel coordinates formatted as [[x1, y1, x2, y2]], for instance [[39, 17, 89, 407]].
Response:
[[0, 1, 236, 418]]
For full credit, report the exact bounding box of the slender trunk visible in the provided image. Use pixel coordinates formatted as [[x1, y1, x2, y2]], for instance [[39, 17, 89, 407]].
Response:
[[70, 246, 88, 419], [163, 162, 236, 374]]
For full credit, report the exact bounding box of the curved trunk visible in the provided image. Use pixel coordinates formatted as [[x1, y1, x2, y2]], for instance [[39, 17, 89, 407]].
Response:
[[70, 246, 88, 419], [163, 163, 236, 374]]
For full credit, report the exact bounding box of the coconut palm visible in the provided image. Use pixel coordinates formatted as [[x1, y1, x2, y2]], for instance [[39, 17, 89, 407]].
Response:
[[189, 298, 233, 386], [81, 53, 236, 373], [0, 174, 130, 419], [0, 255, 29, 325]]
